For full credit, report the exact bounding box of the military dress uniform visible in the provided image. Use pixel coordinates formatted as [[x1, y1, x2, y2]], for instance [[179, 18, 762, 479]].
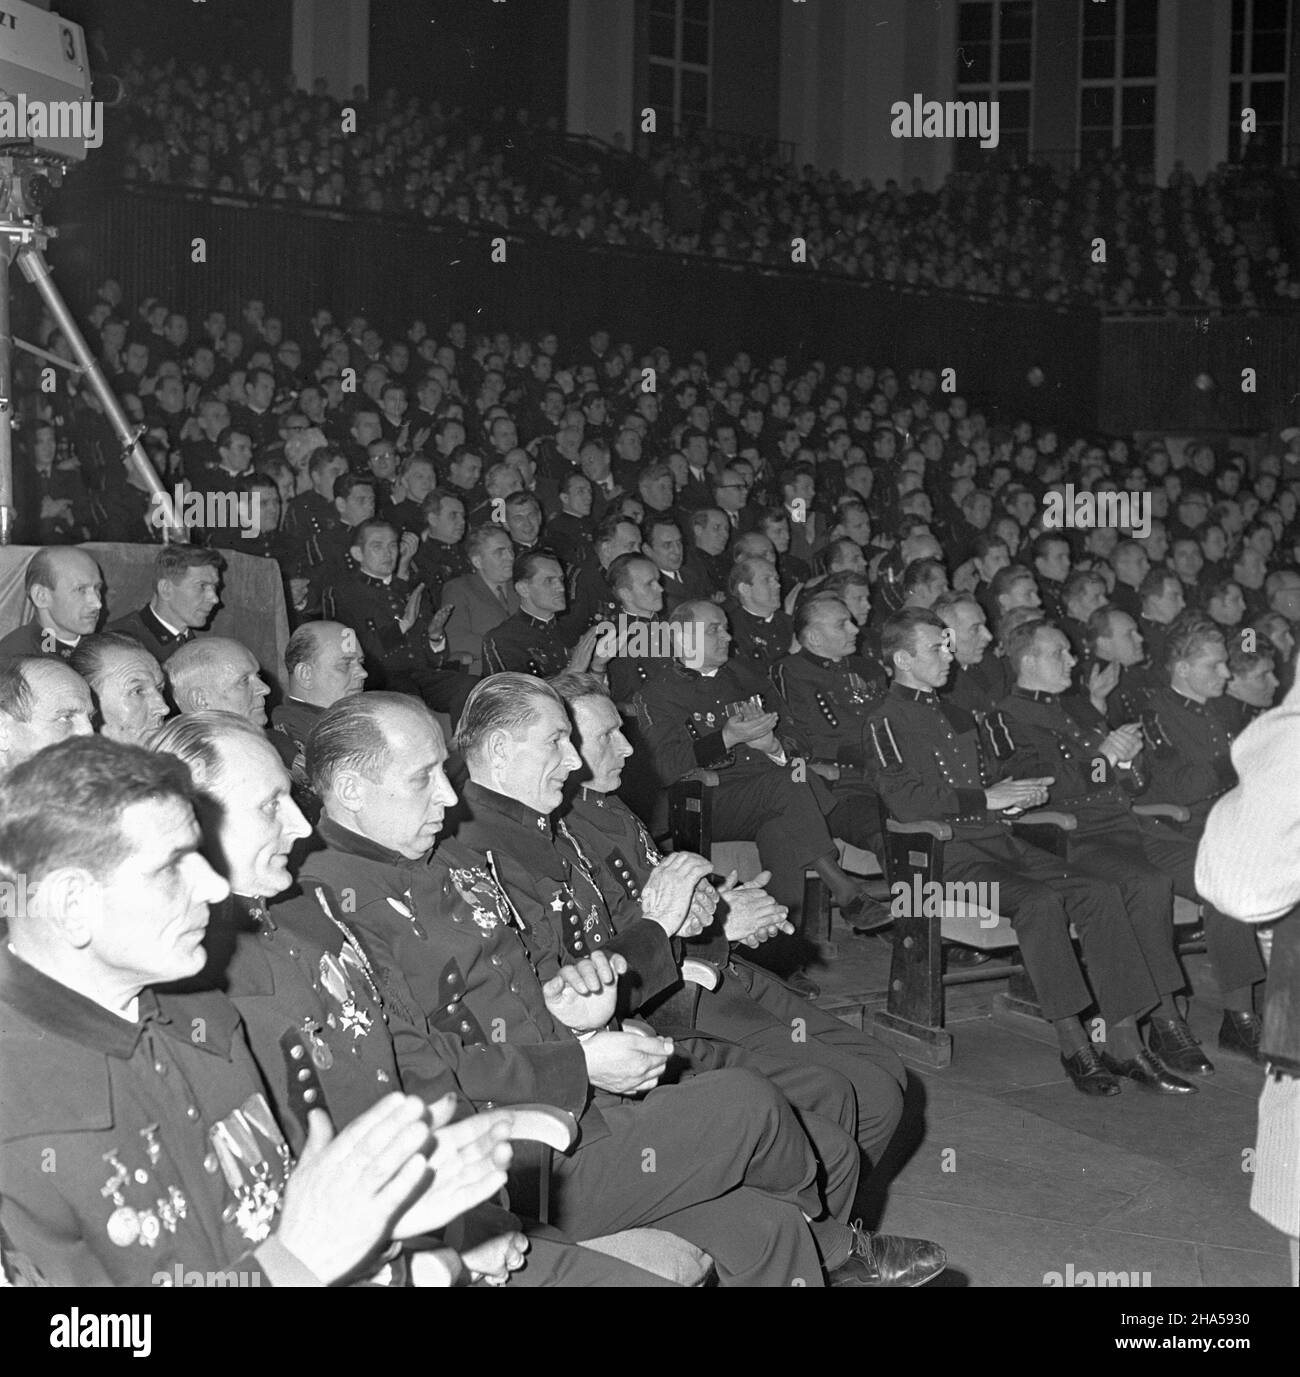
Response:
[[268, 697, 323, 815], [0, 947, 314, 1288], [563, 784, 908, 1165], [300, 816, 834, 1286], [283, 490, 341, 569], [633, 657, 841, 930], [0, 619, 78, 659], [559, 558, 619, 647], [107, 604, 200, 664], [605, 614, 672, 706], [481, 612, 570, 677], [413, 537, 468, 601], [864, 683, 1180, 1025], [772, 647, 887, 850]]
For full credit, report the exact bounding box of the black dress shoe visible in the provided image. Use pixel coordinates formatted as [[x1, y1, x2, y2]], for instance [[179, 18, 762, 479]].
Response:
[[783, 970, 821, 1000], [1060, 1045, 1121, 1097], [1148, 1017, 1215, 1076], [1099, 1048, 1197, 1094], [830, 1222, 947, 1287], [844, 890, 895, 933], [1218, 1010, 1264, 1062]]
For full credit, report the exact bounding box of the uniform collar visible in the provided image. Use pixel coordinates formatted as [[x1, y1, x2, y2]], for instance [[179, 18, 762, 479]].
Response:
[[890, 682, 937, 704], [0, 945, 234, 1059], [577, 785, 611, 808], [799, 646, 844, 670], [1011, 686, 1059, 704], [317, 814, 425, 870], [521, 611, 556, 629], [463, 780, 555, 837], [359, 570, 394, 588]]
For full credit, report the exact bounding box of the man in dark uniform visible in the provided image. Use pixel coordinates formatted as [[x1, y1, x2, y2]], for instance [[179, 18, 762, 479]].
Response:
[[412, 489, 469, 597], [1030, 532, 1072, 620], [450, 675, 943, 1287], [1085, 606, 1149, 726], [727, 556, 793, 672], [559, 514, 640, 646], [996, 619, 1228, 1076], [603, 553, 673, 707], [682, 508, 732, 596], [1138, 616, 1268, 1060], [633, 600, 886, 954], [933, 590, 1003, 718], [556, 675, 935, 1231], [865, 608, 1196, 1096], [324, 518, 471, 717], [482, 551, 608, 678], [300, 691, 861, 1287], [156, 713, 676, 1288], [0, 547, 104, 659], [1136, 568, 1188, 689], [0, 736, 465, 1287], [772, 594, 889, 858], [283, 449, 348, 568], [108, 545, 224, 664], [1108, 539, 1150, 619]]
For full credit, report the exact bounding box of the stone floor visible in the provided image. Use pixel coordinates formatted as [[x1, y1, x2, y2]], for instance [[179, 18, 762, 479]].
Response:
[[810, 923, 1292, 1289]]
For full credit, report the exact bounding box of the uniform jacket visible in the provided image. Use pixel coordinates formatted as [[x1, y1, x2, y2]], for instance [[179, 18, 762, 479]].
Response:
[[299, 817, 595, 1131], [772, 648, 886, 772], [0, 618, 78, 659], [729, 605, 794, 672], [107, 604, 200, 663], [0, 948, 304, 1287], [481, 611, 569, 677], [325, 570, 449, 690], [1139, 685, 1237, 828]]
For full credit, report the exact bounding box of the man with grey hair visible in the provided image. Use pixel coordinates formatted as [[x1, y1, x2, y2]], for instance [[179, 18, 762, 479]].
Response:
[[0, 656, 94, 771], [166, 637, 272, 724], [300, 688, 853, 1286]]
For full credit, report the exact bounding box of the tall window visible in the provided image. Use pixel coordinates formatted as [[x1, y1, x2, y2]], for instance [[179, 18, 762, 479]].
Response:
[[954, 1, 1034, 170], [648, 0, 712, 131], [1079, 0, 1158, 168], [1229, 0, 1291, 163]]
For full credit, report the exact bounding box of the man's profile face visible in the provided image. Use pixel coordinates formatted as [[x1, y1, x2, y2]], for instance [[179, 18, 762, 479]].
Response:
[[40, 554, 104, 638], [1178, 642, 1230, 700], [210, 647, 271, 725], [646, 525, 683, 572], [498, 697, 582, 815], [1097, 612, 1144, 667], [685, 608, 731, 671], [220, 433, 254, 473], [428, 498, 466, 545], [1002, 576, 1041, 614], [309, 627, 368, 703], [696, 513, 730, 556], [809, 601, 858, 661], [165, 566, 222, 628], [208, 735, 311, 898], [899, 626, 954, 690], [86, 796, 230, 986], [620, 560, 664, 617], [0, 662, 94, 763], [519, 558, 567, 617], [1028, 628, 1075, 694], [1035, 540, 1071, 583], [740, 562, 781, 617], [948, 604, 992, 666], [1270, 575, 1300, 622], [353, 709, 457, 859], [1147, 578, 1186, 624], [1230, 660, 1279, 708], [570, 694, 634, 794], [98, 650, 169, 745]]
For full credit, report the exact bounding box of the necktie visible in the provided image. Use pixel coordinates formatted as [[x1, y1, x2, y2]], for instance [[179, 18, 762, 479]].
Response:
[[495, 585, 510, 607]]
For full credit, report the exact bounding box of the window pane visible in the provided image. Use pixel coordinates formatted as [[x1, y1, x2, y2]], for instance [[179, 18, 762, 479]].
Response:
[[648, 62, 674, 107], [1081, 85, 1115, 126], [1251, 31, 1287, 71], [650, 0, 675, 14], [1231, 29, 1245, 70], [1083, 0, 1116, 37], [1253, 79, 1286, 119], [1124, 33, 1158, 77], [1124, 0, 1158, 35], [1122, 84, 1156, 124], [682, 0, 710, 23], [1000, 42, 1032, 82], [1000, 0, 1034, 41], [1000, 88, 1031, 127], [680, 68, 709, 118], [959, 3, 994, 41], [649, 14, 675, 58], [1232, 0, 1246, 32], [1081, 127, 1114, 160], [681, 19, 709, 65], [959, 42, 992, 84], [1120, 126, 1154, 166], [1082, 37, 1116, 78], [1255, 0, 1290, 32]]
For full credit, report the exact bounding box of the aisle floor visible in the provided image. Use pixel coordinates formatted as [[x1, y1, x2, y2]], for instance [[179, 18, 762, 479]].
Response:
[[813, 928, 1291, 1288]]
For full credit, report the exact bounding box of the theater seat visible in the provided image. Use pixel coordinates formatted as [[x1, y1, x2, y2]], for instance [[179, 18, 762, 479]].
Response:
[[579, 1230, 714, 1286]]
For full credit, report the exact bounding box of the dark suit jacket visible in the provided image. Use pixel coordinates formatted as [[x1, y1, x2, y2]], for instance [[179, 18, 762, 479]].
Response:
[[106, 604, 200, 663], [439, 573, 519, 675], [0, 618, 78, 659]]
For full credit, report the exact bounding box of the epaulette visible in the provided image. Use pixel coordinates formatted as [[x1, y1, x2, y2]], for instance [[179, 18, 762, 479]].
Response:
[[868, 717, 904, 771], [982, 709, 1016, 761]]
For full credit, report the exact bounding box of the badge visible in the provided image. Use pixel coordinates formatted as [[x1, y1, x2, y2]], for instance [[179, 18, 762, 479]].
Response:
[[139, 1211, 162, 1247], [210, 1094, 293, 1244], [301, 1018, 334, 1070], [107, 1206, 141, 1248]]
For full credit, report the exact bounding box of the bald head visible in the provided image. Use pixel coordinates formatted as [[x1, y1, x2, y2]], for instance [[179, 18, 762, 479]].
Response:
[[284, 621, 368, 707], [26, 546, 104, 642], [167, 637, 271, 724]]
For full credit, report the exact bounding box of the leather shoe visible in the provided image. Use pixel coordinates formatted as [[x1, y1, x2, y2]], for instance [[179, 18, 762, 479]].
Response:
[[1060, 1045, 1120, 1097], [843, 890, 894, 933], [830, 1222, 947, 1287], [1218, 1010, 1264, 1063], [1099, 1048, 1197, 1094], [1148, 1017, 1215, 1076], [783, 970, 821, 1000]]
